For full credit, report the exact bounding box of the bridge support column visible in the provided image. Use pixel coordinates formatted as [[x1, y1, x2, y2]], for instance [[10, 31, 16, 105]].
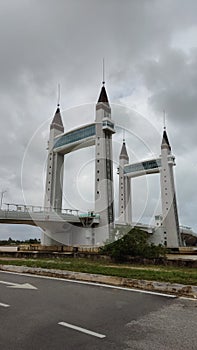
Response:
[[41, 231, 62, 246], [118, 140, 132, 225], [160, 129, 182, 248], [94, 84, 115, 244], [43, 106, 64, 245]]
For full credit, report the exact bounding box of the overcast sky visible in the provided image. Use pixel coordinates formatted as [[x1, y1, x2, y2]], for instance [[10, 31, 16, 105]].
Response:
[[0, 0, 197, 240]]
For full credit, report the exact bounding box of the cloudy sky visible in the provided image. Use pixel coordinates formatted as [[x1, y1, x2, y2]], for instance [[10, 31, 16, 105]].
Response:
[[0, 0, 197, 240]]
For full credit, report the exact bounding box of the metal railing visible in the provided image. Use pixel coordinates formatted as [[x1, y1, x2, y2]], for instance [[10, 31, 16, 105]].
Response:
[[2, 203, 79, 216]]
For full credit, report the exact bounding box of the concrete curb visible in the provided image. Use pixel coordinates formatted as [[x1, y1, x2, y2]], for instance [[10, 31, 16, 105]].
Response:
[[0, 264, 197, 299]]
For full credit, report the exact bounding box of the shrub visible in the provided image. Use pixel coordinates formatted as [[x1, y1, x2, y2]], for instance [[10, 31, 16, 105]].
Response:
[[100, 228, 166, 262]]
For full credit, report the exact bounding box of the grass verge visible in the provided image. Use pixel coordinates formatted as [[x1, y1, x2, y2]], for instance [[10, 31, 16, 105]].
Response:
[[0, 258, 197, 285]]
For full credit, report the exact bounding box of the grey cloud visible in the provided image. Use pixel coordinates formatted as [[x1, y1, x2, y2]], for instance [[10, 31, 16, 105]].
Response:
[[138, 48, 197, 149], [1, 0, 197, 239]]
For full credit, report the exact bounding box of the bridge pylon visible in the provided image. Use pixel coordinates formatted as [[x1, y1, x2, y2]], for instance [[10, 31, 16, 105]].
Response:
[[160, 128, 182, 247], [43, 105, 64, 245], [94, 83, 115, 244]]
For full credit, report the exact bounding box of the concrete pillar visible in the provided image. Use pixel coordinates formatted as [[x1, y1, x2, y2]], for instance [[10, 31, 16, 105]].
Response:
[[118, 141, 132, 224], [43, 106, 64, 245], [160, 129, 182, 248], [94, 84, 115, 244]]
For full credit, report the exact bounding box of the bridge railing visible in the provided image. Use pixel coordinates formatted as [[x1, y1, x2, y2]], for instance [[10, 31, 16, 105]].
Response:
[[2, 203, 79, 216]]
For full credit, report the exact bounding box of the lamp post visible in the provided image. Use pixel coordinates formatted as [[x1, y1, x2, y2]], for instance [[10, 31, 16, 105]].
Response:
[[0, 190, 7, 209]]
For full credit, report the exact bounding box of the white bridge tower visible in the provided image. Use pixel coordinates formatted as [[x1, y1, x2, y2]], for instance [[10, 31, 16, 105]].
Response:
[[118, 127, 182, 248], [118, 140, 131, 224], [42, 83, 116, 246], [43, 105, 64, 245], [95, 83, 115, 243], [160, 128, 182, 247]]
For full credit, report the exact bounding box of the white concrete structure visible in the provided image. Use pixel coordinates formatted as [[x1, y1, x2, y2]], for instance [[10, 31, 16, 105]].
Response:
[[43, 105, 64, 245], [118, 128, 182, 248], [160, 129, 182, 247], [0, 80, 184, 248], [43, 93, 181, 248], [94, 84, 115, 243], [118, 140, 131, 224], [42, 83, 115, 245], [44, 105, 64, 212]]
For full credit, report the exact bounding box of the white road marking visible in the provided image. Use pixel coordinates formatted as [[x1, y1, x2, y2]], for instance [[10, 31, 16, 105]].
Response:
[[0, 270, 177, 298], [0, 280, 37, 290], [179, 296, 197, 301], [58, 321, 106, 338], [0, 302, 10, 308]]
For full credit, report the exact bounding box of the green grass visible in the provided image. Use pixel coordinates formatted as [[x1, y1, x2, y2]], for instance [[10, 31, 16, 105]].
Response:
[[0, 258, 197, 285]]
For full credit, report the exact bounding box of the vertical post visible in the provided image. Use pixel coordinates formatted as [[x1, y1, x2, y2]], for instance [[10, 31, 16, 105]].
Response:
[[0, 190, 6, 209], [43, 106, 64, 246], [95, 85, 115, 244], [44, 107, 64, 212], [160, 129, 182, 248], [118, 141, 131, 224]]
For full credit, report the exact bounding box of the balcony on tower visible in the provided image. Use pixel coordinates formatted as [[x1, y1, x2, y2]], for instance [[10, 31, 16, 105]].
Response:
[[167, 155, 176, 165], [102, 118, 115, 133], [79, 211, 100, 227]]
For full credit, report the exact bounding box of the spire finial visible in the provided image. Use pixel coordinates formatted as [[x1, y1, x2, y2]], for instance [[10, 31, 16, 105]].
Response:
[[120, 134, 129, 160], [57, 83, 61, 107], [102, 57, 105, 85], [123, 128, 125, 143], [163, 109, 166, 130]]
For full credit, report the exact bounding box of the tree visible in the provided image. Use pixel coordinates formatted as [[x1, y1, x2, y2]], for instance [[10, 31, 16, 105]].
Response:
[[100, 227, 165, 262], [8, 237, 13, 244]]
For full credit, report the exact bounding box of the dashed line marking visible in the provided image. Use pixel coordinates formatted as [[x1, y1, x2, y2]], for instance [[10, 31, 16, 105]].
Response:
[[0, 302, 10, 308], [179, 296, 197, 301], [58, 321, 106, 338]]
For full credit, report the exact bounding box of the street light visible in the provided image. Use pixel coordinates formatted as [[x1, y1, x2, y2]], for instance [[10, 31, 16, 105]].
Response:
[[0, 190, 7, 209]]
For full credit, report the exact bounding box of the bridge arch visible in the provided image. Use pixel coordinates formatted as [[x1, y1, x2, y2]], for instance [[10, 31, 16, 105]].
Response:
[[118, 134, 182, 248], [43, 84, 115, 246]]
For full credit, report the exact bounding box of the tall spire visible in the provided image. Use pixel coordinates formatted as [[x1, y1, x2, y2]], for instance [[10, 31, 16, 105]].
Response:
[[50, 107, 64, 132], [50, 87, 64, 133], [102, 57, 105, 85], [97, 85, 109, 103], [97, 59, 110, 104], [161, 128, 171, 150], [120, 139, 129, 160], [57, 83, 61, 107], [163, 110, 166, 130]]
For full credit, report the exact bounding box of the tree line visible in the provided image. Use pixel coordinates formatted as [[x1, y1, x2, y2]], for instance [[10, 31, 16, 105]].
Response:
[[0, 237, 40, 246]]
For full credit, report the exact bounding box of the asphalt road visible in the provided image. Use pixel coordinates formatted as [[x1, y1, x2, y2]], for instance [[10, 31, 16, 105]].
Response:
[[0, 271, 196, 350]]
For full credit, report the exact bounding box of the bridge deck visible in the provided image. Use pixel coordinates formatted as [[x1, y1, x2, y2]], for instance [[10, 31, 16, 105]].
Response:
[[0, 204, 81, 226], [0, 205, 100, 227]]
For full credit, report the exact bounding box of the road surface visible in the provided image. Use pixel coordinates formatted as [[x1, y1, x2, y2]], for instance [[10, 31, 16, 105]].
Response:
[[0, 271, 196, 349]]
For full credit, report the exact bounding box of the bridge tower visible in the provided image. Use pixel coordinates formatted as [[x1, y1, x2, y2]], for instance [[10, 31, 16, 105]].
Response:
[[44, 104, 64, 211], [160, 127, 182, 247], [43, 105, 64, 245], [118, 140, 132, 224], [94, 83, 115, 243]]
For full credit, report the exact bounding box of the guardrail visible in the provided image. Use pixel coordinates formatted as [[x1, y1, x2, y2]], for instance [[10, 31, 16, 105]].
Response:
[[2, 203, 79, 216]]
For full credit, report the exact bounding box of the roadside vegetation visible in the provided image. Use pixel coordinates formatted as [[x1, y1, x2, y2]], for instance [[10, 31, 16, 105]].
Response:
[[0, 238, 40, 245], [0, 257, 197, 285], [0, 228, 196, 285], [101, 228, 166, 261]]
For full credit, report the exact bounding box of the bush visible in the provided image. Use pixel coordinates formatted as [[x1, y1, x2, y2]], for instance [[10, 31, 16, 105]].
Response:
[[100, 228, 166, 262]]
